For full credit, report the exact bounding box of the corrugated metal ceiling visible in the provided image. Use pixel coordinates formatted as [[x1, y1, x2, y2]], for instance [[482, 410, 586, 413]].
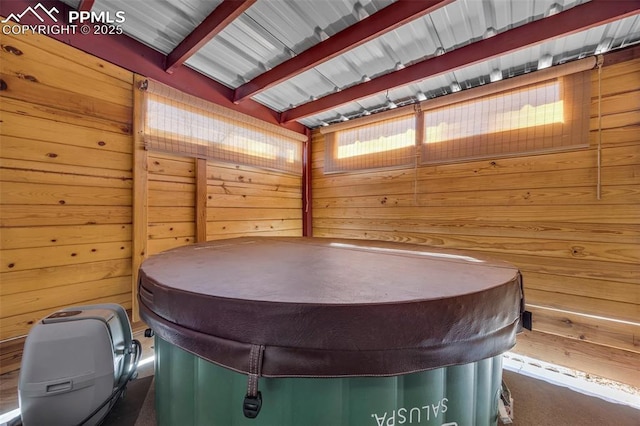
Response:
[[299, 13, 640, 127], [81, 0, 225, 54], [60, 0, 640, 128], [187, 0, 394, 87]]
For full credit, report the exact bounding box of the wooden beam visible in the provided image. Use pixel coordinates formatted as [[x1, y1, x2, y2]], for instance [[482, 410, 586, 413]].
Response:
[[280, 0, 640, 123], [195, 158, 208, 243], [233, 0, 453, 103], [302, 128, 313, 237], [78, 0, 94, 12], [165, 0, 256, 74], [131, 74, 148, 323]]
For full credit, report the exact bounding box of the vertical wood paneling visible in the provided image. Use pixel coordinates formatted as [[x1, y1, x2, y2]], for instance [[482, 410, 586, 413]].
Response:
[[311, 56, 640, 386], [0, 29, 134, 372]]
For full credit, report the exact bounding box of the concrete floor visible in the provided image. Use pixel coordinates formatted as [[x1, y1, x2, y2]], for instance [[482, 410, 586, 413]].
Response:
[[502, 370, 639, 425]]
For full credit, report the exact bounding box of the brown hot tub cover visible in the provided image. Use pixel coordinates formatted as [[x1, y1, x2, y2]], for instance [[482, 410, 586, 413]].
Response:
[[138, 237, 525, 378]]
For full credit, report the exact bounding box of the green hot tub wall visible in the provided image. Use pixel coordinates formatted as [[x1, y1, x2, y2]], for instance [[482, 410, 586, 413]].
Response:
[[155, 336, 504, 426]]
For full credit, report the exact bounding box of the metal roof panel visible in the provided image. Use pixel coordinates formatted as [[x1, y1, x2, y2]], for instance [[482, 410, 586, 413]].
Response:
[[300, 14, 640, 128], [59, 0, 640, 128], [88, 0, 223, 54]]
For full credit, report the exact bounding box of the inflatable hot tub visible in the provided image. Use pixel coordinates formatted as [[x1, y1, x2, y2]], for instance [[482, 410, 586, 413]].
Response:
[[138, 237, 526, 426]]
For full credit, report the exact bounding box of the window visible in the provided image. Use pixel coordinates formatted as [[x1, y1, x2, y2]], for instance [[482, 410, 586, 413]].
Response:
[[424, 81, 563, 143], [324, 113, 417, 173], [142, 80, 304, 175], [320, 59, 593, 174], [421, 72, 590, 164]]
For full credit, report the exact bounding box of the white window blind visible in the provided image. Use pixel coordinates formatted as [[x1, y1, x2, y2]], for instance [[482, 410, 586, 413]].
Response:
[[324, 113, 417, 173], [141, 79, 305, 175], [421, 71, 590, 164], [319, 58, 594, 174]]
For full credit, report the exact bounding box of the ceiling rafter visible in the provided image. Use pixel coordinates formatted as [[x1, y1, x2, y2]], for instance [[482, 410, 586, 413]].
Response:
[[233, 0, 455, 104], [165, 0, 257, 74], [280, 0, 640, 124], [78, 0, 94, 12]]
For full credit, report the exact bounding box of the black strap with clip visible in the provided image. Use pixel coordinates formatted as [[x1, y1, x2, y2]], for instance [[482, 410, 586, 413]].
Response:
[[243, 344, 265, 419]]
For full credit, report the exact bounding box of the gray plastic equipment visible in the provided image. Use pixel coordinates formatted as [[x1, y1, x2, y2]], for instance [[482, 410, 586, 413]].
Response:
[[18, 304, 139, 426]]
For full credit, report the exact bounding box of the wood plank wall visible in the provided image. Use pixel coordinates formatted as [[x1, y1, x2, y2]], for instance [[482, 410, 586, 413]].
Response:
[[144, 154, 303, 255], [311, 56, 640, 387], [0, 30, 303, 373], [206, 161, 303, 240], [0, 29, 134, 373], [146, 153, 196, 256], [135, 152, 303, 317]]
